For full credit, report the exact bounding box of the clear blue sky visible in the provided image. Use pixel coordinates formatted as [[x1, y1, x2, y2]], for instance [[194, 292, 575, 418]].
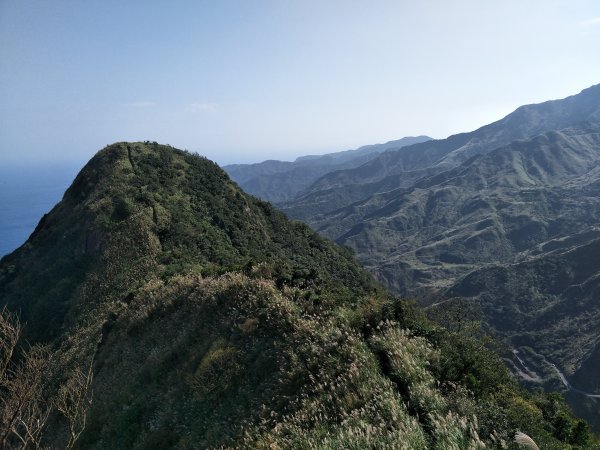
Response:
[[1, 0, 599, 166]]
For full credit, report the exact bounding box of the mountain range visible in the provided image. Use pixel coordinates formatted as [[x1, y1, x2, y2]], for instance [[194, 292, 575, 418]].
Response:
[[223, 135, 431, 202], [227, 84, 600, 431], [0, 142, 592, 448], [281, 83, 600, 220]]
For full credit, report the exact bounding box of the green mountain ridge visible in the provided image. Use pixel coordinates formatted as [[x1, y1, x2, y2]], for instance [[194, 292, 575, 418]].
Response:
[[0, 142, 593, 448], [281, 84, 600, 220], [272, 84, 600, 432], [292, 123, 600, 430]]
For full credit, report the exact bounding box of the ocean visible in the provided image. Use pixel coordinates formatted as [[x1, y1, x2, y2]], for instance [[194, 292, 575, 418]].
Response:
[[0, 163, 80, 258]]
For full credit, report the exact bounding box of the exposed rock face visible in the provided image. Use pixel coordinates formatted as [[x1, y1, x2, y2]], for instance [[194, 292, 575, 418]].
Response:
[[85, 230, 105, 253]]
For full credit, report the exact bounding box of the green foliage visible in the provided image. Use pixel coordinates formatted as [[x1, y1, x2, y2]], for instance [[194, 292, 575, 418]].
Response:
[[1, 142, 596, 449], [188, 344, 240, 396], [112, 196, 134, 221]]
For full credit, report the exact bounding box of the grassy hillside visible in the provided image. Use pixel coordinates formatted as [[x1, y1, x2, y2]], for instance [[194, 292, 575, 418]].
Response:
[[286, 123, 600, 430], [0, 142, 595, 448]]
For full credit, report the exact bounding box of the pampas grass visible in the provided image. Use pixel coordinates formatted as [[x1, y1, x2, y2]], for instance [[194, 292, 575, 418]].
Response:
[[514, 431, 540, 450]]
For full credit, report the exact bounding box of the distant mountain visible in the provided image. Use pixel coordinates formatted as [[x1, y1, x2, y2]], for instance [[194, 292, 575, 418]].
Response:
[[223, 135, 431, 202], [276, 84, 600, 430], [283, 83, 600, 220], [0, 142, 587, 448], [311, 122, 600, 277]]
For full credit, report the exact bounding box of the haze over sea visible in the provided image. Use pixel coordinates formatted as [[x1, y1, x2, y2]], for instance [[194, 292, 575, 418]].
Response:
[[0, 164, 79, 257]]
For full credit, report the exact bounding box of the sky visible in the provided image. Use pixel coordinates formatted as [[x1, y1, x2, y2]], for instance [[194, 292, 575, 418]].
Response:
[[1, 0, 600, 167]]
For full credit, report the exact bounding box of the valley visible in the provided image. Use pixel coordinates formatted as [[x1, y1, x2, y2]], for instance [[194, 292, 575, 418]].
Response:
[[228, 84, 600, 432]]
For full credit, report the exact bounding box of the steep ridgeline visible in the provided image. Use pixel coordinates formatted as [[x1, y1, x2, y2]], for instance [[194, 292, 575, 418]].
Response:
[[223, 135, 431, 202], [0, 143, 592, 449], [282, 83, 600, 220], [285, 120, 600, 428]]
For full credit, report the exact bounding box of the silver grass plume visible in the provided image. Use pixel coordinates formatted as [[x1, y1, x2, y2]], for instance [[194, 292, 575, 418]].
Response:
[[514, 431, 540, 450]]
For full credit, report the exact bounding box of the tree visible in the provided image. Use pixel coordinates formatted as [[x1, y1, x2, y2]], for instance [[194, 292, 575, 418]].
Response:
[[57, 358, 94, 450], [1, 345, 53, 449], [425, 297, 482, 337], [0, 307, 94, 449], [0, 307, 20, 379], [0, 308, 53, 449], [569, 419, 591, 447]]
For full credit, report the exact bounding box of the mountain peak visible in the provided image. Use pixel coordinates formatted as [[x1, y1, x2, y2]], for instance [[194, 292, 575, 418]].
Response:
[[1, 141, 374, 341], [0, 141, 592, 448]]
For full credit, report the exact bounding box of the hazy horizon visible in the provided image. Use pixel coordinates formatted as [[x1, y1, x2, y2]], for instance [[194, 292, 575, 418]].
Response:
[[1, 1, 600, 166]]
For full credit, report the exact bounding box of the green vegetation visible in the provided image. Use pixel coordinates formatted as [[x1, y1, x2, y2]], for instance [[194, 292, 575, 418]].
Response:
[[283, 121, 600, 431], [67, 273, 599, 448], [0, 308, 93, 449], [0, 142, 597, 448]]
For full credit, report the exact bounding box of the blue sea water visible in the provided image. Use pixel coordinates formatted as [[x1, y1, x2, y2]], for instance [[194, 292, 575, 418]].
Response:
[[0, 163, 80, 258]]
